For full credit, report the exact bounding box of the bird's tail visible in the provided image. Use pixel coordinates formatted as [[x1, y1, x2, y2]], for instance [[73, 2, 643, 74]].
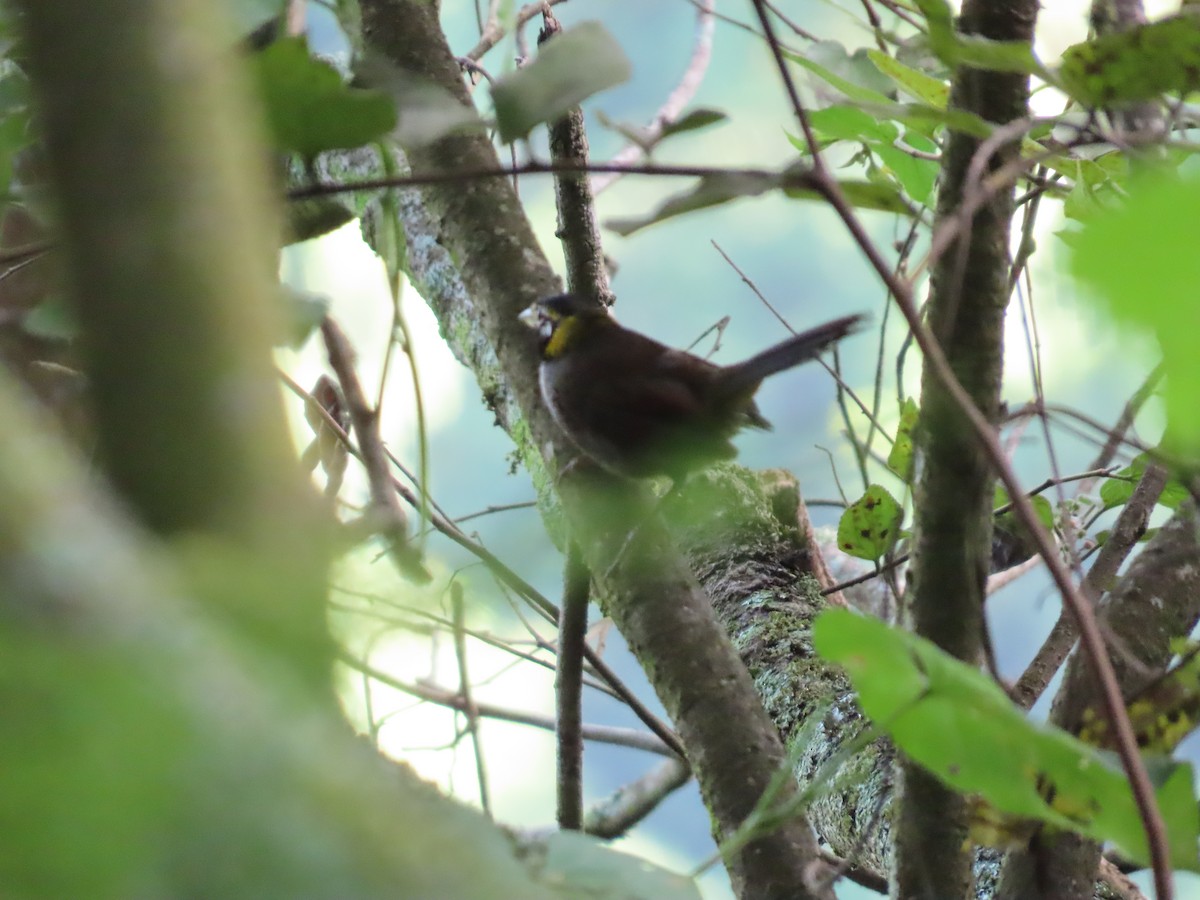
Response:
[[719, 313, 865, 398]]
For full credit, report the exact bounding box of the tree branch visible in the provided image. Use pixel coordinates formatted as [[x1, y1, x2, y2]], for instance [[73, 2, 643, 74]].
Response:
[[358, 4, 834, 896]]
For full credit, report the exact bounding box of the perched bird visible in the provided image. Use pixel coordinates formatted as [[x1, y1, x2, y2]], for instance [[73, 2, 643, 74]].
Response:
[[521, 293, 864, 482]]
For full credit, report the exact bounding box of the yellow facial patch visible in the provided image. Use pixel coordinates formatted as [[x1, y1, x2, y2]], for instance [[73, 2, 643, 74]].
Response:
[[543, 314, 584, 360]]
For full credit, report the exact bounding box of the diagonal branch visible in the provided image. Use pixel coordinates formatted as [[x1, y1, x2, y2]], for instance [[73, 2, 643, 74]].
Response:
[[358, 4, 835, 896]]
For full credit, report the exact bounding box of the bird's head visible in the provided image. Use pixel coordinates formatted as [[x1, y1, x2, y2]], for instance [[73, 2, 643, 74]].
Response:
[[519, 293, 612, 360]]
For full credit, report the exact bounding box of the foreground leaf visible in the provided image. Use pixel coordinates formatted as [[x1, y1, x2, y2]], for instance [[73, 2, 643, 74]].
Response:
[[1059, 14, 1200, 106], [1070, 172, 1200, 453], [814, 608, 1200, 869], [254, 37, 397, 157], [914, 0, 1048, 75], [606, 167, 912, 236], [606, 171, 782, 236], [491, 22, 631, 143]]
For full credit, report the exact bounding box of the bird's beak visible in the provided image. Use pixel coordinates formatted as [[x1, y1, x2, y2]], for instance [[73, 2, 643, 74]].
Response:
[[518, 304, 540, 329]]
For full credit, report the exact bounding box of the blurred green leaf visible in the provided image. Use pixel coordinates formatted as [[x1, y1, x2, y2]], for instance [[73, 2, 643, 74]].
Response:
[[873, 136, 938, 204], [786, 177, 914, 215], [837, 485, 904, 560], [357, 53, 483, 148], [607, 164, 913, 236], [1070, 172, 1200, 453], [914, 0, 1048, 75], [0, 633, 186, 897], [0, 69, 30, 195], [254, 37, 397, 157], [660, 107, 728, 140], [1059, 14, 1200, 106], [807, 105, 895, 143], [993, 486, 1054, 530], [884, 101, 993, 138], [535, 831, 702, 899], [606, 171, 780, 236], [23, 293, 77, 341], [491, 21, 630, 143], [814, 608, 1200, 869], [784, 43, 894, 104], [868, 50, 949, 107], [1099, 453, 1188, 511]]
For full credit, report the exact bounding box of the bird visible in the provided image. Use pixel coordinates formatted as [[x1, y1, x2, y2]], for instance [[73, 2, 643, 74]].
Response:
[[520, 293, 864, 483]]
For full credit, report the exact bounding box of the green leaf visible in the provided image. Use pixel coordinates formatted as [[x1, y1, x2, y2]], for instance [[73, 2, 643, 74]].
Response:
[[783, 44, 894, 105], [867, 50, 949, 107], [884, 101, 993, 138], [784, 176, 914, 215], [837, 485, 904, 560], [491, 21, 631, 143], [596, 109, 726, 154], [0, 69, 30, 195], [807, 105, 895, 144], [887, 398, 919, 480], [254, 37, 398, 157], [1059, 14, 1200, 106], [1070, 172, 1200, 453], [913, 0, 1047, 75], [873, 140, 938, 204], [814, 608, 1200, 869], [1062, 174, 1116, 223], [358, 54, 484, 148], [606, 171, 781, 236], [951, 34, 1045, 75], [23, 293, 78, 341], [805, 106, 938, 204], [993, 487, 1054, 529], [660, 107, 728, 140], [1099, 453, 1188, 511]]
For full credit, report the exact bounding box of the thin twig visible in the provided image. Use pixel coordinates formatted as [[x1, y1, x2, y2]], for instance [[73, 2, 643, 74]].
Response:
[[287, 159, 805, 200], [0, 238, 53, 265], [464, 0, 568, 60], [710, 239, 893, 447], [450, 581, 492, 817], [338, 651, 676, 755], [1012, 462, 1169, 709], [583, 756, 692, 838], [279, 371, 686, 757], [592, 0, 716, 194], [452, 500, 537, 524], [320, 318, 430, 582]]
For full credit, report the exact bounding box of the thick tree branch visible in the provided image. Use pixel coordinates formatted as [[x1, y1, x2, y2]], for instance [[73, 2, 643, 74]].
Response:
[[358, 3, 833, 896], [881, 0, 1034, 891]]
